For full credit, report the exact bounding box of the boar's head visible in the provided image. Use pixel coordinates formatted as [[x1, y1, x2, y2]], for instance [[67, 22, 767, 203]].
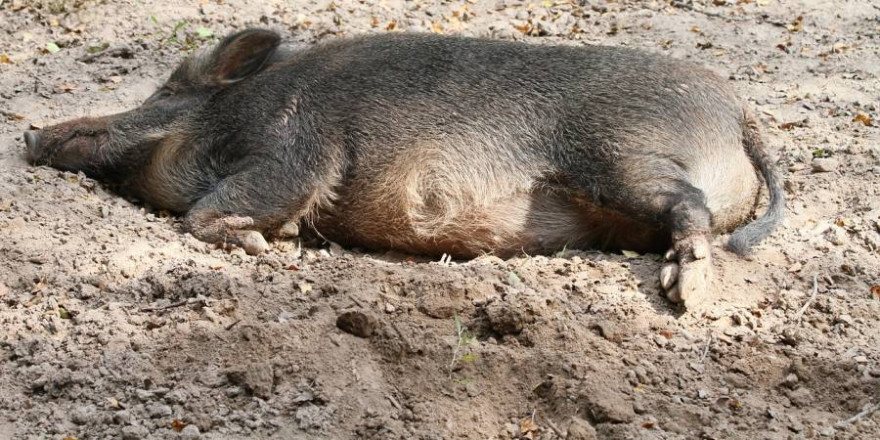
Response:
[[24, 29, 281, 189]]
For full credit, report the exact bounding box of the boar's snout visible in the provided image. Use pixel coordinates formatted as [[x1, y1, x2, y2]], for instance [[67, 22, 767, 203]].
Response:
[[22, 117, 114, 174], [23, 130, 43, 163]]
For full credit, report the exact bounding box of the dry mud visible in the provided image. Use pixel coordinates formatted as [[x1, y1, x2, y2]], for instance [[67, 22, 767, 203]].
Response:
[[1, 1, 879, 439]]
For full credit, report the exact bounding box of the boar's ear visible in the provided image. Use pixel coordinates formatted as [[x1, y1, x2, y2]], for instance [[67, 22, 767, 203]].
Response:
[[209, 29, 281, 85]]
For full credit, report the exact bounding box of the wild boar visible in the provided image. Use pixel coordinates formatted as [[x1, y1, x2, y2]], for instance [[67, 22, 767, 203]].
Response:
[[24, 29, 784, 305]]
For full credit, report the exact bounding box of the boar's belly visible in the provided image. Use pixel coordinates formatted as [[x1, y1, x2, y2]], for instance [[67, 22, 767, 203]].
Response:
[[314, 176, 666, 258]]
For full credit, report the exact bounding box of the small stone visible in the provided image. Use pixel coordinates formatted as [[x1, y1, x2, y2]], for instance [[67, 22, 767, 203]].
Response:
[[277, 221, 300, 238], [783, 373, 799, 388], [787, 387, 812, 407], [147, 403, 172, 418], [336, 310, 379, 338], [781, 327, 800, 346], [113, 410, 132, 425], [164, 389, 188, 404], [180, 424, 201, 440], [811, 157, 839, 173], [240, 231, 270, 255], [71, 404, 97, 425], [120, 425, 149, 440], [834, 314, 854, 326], [226, 386, 243, 398], [278, 311, 294, 323], [824, 225, 847, 246], [384, 303, 396, 313]]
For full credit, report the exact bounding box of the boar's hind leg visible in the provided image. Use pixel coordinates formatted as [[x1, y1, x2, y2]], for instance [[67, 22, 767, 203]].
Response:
[[596, 168, 713, 305], [653, 185, 712, 306]]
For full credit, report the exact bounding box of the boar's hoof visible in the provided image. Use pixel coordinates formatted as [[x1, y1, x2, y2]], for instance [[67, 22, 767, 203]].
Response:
[[277, 220, 300, 238], [238, 230, 270, 255], [185, 213, 269, 255], [660, 236, 713, 306]]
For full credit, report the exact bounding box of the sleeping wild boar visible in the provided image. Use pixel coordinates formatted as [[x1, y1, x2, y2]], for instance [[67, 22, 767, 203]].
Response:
[[24, 29, 784, 306]]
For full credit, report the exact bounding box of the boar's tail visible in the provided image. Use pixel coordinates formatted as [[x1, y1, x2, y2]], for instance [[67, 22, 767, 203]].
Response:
[[727, 109, 785, 256]]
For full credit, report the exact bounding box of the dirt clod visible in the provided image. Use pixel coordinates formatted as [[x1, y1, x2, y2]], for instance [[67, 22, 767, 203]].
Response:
[[336, 309, 379, 338], [226, 362, 275, 399], [485, 301, 525, 335], [812, 157, 839, 173], [566, 416, 599, 440]]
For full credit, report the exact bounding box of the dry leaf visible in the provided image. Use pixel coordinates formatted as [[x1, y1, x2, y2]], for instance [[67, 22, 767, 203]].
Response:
[[514, 21, 532, 34], [299, 283, 313, 294], [0, 54, 11, 64], [853, 112, 873, 126], [430, 21, 444, 33], [871, 285, 880, 298], [385, 20, 397, 31], [171, 419, 186, 432], [55, 82, 78, 93], [786, 15, 803, 32], [520, 418, 538, 434], [31, 279, 47, 294], [370, 16, 379, 28]]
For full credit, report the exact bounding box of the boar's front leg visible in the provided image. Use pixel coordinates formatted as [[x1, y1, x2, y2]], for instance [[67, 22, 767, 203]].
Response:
[[182, 164, 327, 255], [184, 208, 270, 256]]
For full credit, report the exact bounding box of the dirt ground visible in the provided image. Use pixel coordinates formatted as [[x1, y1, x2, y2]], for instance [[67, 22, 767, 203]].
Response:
[[1, 0, 879, 439]]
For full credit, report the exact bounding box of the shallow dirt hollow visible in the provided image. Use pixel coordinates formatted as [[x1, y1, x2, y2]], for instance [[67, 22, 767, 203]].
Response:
[[1, 1, 879, 439]]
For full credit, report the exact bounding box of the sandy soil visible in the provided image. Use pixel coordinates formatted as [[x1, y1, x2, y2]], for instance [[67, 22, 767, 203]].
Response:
[[1, 0, 879, 439]]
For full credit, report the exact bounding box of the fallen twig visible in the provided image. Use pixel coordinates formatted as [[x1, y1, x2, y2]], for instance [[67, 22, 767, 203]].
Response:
[[76, 46, 134, 63], [834, 401, 880, 429], [139, 300, 187, 313], [0, 109, 25, 121], [540, 414, 565, 438], [669, 0, 748, 21], [791, 274, 818, 323], [699, 332, 713, 363]]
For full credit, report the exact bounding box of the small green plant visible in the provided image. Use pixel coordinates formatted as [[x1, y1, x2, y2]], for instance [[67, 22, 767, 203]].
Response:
[[812, 148, 831, 158], [448, 315, 477, 378], [148, 16, 215, 51]]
